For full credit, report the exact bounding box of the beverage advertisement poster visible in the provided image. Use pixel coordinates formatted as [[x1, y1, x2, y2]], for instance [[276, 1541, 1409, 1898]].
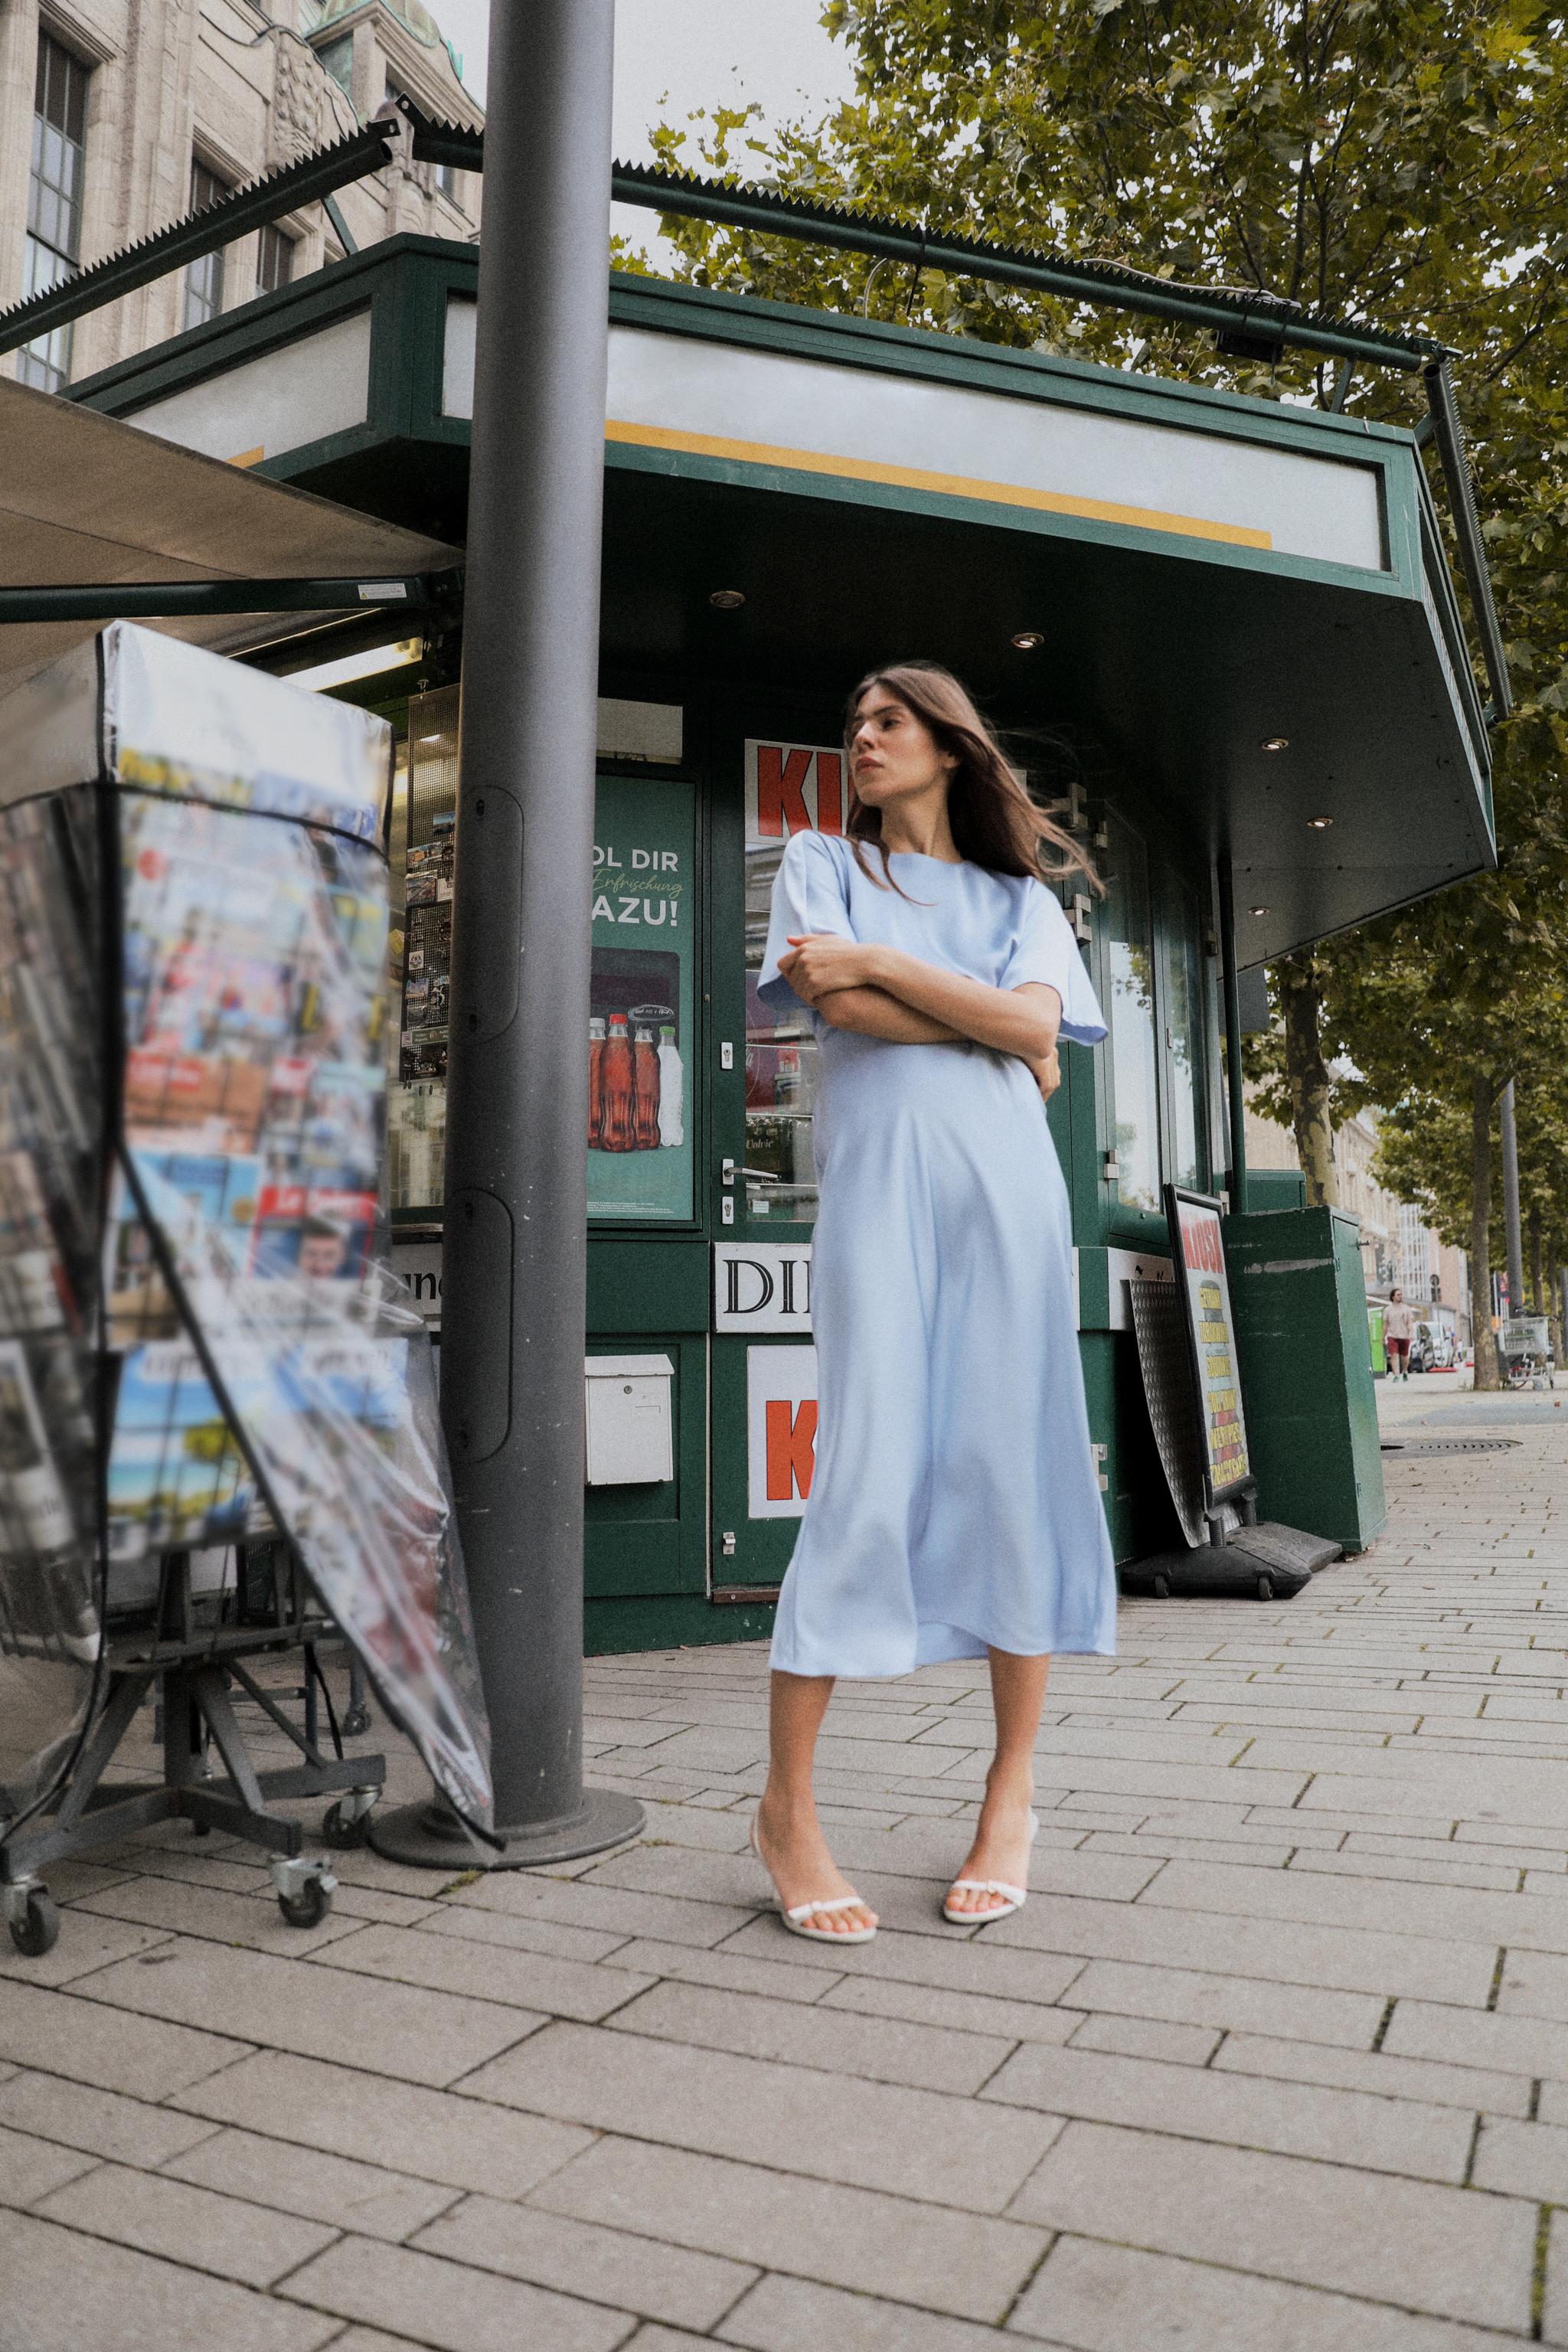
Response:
[[1165, 1185, 1252, 1506], [589, 773, 695, 1222]]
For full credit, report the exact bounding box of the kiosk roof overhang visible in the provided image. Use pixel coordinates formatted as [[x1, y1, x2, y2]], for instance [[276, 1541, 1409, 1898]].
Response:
[[0, 374, 459, 695], [69, 238, 1494, 966]]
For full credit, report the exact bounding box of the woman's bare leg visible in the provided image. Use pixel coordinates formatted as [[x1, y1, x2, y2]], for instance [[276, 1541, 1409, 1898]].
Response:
[[755, 1671, 877, 1935], [945, 1649, 1050, 1916]]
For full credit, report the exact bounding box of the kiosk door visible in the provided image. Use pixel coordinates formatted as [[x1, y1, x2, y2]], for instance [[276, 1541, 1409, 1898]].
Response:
[[708, 736, 838, 1592]]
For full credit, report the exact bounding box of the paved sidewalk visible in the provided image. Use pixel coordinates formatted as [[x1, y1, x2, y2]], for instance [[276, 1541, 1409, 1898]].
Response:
[[6, 1399, 1568, 2350]]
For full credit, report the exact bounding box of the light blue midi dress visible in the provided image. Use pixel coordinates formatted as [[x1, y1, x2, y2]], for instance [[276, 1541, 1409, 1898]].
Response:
[[758, 830, 1117, 1677]]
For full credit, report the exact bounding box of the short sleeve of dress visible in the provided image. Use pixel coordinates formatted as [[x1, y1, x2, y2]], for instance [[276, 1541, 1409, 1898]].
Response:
[[756, 832, 856, 1018], [1001, 879, 1108, 1047]]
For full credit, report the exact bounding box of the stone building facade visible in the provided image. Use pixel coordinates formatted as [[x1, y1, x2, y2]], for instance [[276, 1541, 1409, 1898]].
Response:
[[0, 0, 480, 389]]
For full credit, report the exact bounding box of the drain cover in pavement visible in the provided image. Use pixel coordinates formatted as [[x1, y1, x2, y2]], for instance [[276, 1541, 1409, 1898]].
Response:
[[1381, 1436, 1521, 1455]]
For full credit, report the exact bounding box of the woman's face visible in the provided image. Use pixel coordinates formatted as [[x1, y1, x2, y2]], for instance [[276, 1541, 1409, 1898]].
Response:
[[849, 688, 956, 812]]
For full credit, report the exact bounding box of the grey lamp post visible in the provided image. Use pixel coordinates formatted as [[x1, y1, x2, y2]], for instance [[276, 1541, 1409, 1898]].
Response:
[[1500, 1080, 1526, 1324], [374, 0, 642, 1867]]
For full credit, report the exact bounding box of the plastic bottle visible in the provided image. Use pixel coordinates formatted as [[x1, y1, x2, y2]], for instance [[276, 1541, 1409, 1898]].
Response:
[[587, 1016, 605, 1148], [632, 1024, 661, 1150], [657, 1024, 684, 1147], [600, 1014, 634, 1152]]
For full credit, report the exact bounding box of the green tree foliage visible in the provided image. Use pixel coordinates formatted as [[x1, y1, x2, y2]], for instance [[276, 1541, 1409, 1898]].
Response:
[[633, 0, 1568, 1384]]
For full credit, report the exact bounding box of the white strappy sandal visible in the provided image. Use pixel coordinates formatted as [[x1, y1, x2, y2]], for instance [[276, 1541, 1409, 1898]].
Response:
[[750, 1814, 878, 1944], [942, 1811, 1040, 1926]]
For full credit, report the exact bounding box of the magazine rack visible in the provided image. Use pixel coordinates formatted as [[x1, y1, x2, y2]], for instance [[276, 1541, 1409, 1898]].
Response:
[[0, 626, 492, 1958]]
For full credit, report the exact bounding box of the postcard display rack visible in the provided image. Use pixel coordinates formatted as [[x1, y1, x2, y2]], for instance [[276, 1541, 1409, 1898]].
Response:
[[0, 626, 492, 1955]]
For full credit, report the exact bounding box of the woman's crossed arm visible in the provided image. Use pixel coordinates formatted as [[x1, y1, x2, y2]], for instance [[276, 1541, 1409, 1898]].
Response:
[[777, 934, 1062, 1099]]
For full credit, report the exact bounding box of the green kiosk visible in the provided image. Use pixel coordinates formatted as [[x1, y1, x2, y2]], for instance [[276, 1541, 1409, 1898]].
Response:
[[51, 203, 1494, 1651]]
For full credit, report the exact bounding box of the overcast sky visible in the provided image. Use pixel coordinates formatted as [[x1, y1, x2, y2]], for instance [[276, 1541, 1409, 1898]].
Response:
[[430, 1, 854, 156]]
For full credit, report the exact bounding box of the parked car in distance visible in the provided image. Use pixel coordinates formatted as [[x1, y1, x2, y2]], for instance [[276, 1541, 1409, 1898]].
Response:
[[1410, 1318, 1459, 1373]]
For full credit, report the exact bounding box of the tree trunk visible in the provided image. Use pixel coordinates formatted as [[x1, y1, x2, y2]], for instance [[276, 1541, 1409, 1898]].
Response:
[[1530, 1205, 1544, 1314], [1276, 956, 1339, 1208], [1471, 1073, 1499, 1390]]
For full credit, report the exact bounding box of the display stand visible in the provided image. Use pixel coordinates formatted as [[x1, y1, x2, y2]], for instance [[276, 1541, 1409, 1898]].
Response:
[[0, 626, 492, 1958]]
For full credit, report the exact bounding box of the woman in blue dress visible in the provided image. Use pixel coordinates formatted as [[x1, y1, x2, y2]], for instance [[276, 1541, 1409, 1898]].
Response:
[[750, 662, 1116, 1941]]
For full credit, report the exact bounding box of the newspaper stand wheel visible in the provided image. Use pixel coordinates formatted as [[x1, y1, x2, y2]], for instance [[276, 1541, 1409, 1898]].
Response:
[[8, 1890, 60, 1958], [277, 1874, 333, 1930], [1256, 1575, 1275, 1602], [1151, 1573, 1171, 1599]]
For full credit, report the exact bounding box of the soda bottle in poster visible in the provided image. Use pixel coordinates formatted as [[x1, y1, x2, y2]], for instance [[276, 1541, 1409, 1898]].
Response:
[[657, 1023, 684, 1148], [632, 1024, 660, 1151], [601, 1014, 634, 1152], [587, 1015, 605, 1147]]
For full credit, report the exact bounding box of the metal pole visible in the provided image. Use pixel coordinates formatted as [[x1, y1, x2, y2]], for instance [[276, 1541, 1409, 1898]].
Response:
[[374, 0, 640, 1867], [1500, 1079, 1525, 1322], [1217, 852, 1247, 1214]]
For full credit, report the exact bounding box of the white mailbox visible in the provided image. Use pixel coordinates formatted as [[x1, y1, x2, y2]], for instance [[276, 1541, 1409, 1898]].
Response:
[[584, 1354, 675, 1485]]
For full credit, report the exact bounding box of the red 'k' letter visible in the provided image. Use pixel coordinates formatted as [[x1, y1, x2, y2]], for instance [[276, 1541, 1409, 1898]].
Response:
[[756, 746, 813, 838], [766, 1397, 818, 1501]]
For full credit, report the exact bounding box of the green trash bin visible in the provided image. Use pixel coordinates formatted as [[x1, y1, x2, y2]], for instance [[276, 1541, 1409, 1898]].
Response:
[[1223, 1207, 1387, 1553]]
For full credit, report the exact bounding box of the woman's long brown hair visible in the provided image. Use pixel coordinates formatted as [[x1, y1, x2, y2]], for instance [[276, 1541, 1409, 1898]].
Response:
[[844, 662, 1104, 897]]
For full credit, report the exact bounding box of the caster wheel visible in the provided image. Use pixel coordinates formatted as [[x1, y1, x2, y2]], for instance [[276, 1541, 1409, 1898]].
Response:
[[1152, 1573, 1171, 1599], [1256, 1575, 1275, 1602], [323, 1800, 370, 1851], [8, 1890, 60, 1958], [341, 1706, 371, 1739], [278, 1877, 332, 1929]]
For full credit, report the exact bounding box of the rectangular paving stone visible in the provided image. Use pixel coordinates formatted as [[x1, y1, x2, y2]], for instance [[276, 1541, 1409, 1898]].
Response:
[[459, 2018, 1057, 2210], [311, 1918, 649, 2022], [421, 1904, 633, 1964], [0, 1976, 247, 2099], [0, 2069, 220, 2166], [0, 2121, 97, 2207], [446, 1873, 756, 1949], [603, 1936, 838, 2004], [0, 2207, 340, 2352], [166, 2125, 460, 2241], [605, 1978, 1014, 2094], [1057, 1956, 1382, 2046], [1140, 1853, 1568, 1957], [277, 2233, 635, 2352], [1213, 2029, 1532, 2118], [1068, 2011, 1221, 2066], [74, 1875, 361, 1957], [531, 2135, 1047, 2322], [982, 2038, 1472, 2180], [1010, 2119, 1536, 2331], [34, 2160, 338, 2288], [821, 1974, 1079, 2046], [76, 1935, 531, 2086], [1383, 1998, 1568, 2079], [169, 2048, 593, 2195], [1470, 2115, 1568, 2203], [1009, 2233, 1530, 2352], [414, 2193, 757, 2329], [0, 1909, 171, 1987], [720, 2271, 1004, 2350]]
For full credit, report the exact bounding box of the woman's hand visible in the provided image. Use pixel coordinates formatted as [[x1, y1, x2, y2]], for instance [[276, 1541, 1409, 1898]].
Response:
[[1026, 1047, 1062, 1105], [778, 933, 877, 1006]]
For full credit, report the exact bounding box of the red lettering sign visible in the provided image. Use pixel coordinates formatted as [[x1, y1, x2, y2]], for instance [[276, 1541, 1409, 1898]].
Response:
[[756, 746, 813, 839], [765, 1397, 817, 1501], [815, 752, 843, 836], [1180, 1210, 1224, 1276]]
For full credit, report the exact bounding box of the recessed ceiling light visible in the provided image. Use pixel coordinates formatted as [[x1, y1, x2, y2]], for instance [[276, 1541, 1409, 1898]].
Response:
[[1250, 904, 1270, 916], [1260, 735, 1289, 753], [709, 588, 746, 610], [420, 733, 442, 743], [1011, 630, 1045, 651], [1307, 814, 1334, 828]]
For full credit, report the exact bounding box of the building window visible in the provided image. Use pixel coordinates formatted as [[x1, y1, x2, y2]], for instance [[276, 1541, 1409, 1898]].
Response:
[[184, 161, 228, 331], [436, 162, 460, 206], [316, 34, 353, 95], [256, 224, 294, 296], [21, 33, 90, 392]]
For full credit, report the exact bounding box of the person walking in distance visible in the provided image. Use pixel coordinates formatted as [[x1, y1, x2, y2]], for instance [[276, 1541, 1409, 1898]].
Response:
[[1385, 1286, 1415, 1380], [748, 662, 1116, 1942]]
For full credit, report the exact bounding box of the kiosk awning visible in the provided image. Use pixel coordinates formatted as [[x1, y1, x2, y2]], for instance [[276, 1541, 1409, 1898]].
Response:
[[0, 375, 459, 695]]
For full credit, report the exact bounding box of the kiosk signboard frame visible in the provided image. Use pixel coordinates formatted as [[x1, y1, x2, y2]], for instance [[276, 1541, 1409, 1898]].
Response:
[[1166, 1184, 1253, 1510]]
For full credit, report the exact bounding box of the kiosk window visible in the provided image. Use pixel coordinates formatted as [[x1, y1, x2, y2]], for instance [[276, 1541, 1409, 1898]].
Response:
[[1166, 896, 1204, 1191], [744, 836, 821, 1227], [1104, 815, 1161, 1213]]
